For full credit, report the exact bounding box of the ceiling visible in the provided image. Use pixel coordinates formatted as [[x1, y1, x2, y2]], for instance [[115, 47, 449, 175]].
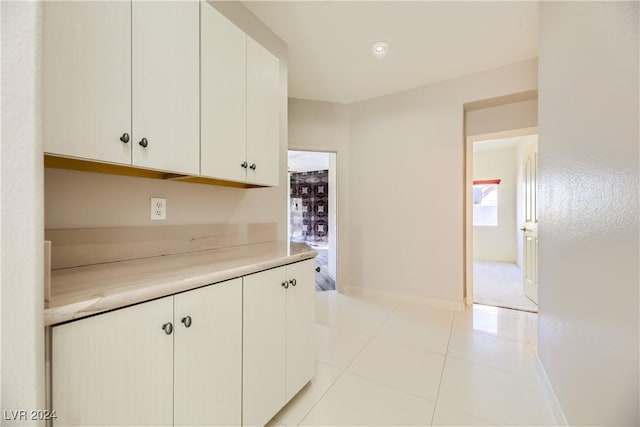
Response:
[[288, 150, 332, 173], [244, 1, 538, 104]]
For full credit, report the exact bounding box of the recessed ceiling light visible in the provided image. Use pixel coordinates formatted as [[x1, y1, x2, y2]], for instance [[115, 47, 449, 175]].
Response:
[[371, 41, 390, 57]]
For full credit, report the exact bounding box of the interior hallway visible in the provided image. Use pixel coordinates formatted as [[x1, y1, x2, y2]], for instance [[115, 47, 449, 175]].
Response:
[[268, 290, 553, 426], [474, 261, 537, 312]]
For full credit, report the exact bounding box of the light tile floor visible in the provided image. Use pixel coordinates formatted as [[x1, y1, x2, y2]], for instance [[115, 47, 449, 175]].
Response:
[[269, 290, 555, 427]]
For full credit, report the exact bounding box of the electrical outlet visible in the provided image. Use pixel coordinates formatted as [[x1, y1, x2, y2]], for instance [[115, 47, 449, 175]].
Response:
[[150, 198, 166, 220]]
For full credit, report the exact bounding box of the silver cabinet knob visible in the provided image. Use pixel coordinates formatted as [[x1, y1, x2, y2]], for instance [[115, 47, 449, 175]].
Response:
[[161, 322, 173, 335], [241, 161, 248, 169], [249, 163, 257, 170], [289, 278, 297, 287], [281, 281, 289, 289], [181, 316, 192, 328], [139, 137, 148, 148]]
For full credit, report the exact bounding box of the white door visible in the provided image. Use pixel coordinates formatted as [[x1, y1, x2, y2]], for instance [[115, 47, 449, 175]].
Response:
[[174, 279, 242, 426], [243, 267, 287, 426], [285, 260, 316, 401], [52, 297, 174, 426], [43, 1, 132, 165], [132, 0, 200, 175], [522, 141, 539, 304], [246, 37, 280, 186], [200, 2, 247, 182]]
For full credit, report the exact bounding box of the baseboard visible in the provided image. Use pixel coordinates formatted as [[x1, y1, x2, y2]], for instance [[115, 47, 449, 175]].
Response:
[[535, 352, 568, 426], [339, 285, 465, 312]]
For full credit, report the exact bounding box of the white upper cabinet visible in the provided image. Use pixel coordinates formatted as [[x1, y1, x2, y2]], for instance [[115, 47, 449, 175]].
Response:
[[43, 0, 280, 186], [246, 37, 280, 186], [201, 2, 281, 186], [44, 1, 132, 165], [132, 0, 200, 175], [200, 2, 247, 182]]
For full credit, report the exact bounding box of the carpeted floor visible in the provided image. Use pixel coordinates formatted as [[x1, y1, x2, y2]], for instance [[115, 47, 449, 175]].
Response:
[[473, 261, 537, 312]]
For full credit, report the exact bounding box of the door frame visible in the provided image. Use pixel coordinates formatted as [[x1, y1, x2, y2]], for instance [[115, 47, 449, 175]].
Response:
[[287, 149, 340, 291], [464, 127, 538, 305]]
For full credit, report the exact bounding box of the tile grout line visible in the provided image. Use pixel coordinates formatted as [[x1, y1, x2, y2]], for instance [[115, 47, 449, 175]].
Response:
[[346, 370, 439, 403], [294, 299, 401, 426], [444, 353, 540, 381], [429, 308, 457, 426]]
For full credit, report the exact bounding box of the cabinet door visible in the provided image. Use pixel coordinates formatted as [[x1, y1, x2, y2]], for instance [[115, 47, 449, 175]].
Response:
[[174, 279, 242, 426], [200, 2, 247, 182], [246, 37, 280, 186], [132, 0, 199, 175], [243, 267, 287, 426], [52, 297, 174, 426], [285, 259, 317, 401], [43, 1, 131, 165]]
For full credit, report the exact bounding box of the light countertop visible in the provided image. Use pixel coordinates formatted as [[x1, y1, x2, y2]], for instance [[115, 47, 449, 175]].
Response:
[[45, 241, 316, 326]]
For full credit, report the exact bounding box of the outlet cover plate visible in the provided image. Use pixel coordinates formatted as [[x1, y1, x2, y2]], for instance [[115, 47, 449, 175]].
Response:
[[150, 198, 166, 220]]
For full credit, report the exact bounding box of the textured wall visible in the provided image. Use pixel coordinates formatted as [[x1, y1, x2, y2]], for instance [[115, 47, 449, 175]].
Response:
[[1, 0, 46, 419], [538, 2, 639, 424]]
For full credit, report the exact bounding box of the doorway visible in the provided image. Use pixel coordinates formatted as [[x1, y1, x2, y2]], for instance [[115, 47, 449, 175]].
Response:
[[288, 150, 337, 291], [465, 130, 538, 312]]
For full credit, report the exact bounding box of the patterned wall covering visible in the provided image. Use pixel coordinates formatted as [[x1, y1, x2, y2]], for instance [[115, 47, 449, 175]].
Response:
[[290, 170, 329, 244]]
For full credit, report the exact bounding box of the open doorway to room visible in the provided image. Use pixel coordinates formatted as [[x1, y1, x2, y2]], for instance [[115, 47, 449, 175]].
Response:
[[288, 150, 337, 291], [467, 133, 538, 312]]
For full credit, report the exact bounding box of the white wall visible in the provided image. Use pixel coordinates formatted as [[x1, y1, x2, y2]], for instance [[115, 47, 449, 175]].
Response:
[[347, 59, 537, 304], [473, 146, 517, 263], [466, 98, 538, 136], [45, 168, 285, 230], [538, 2, 639, 425], [288, 98, 350, 288], [45, 3, 289, 242], [1, 1, 46, 420]]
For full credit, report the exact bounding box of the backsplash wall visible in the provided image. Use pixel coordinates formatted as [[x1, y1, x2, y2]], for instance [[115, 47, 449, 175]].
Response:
[[44, 168, 287, 240], [289, 170, 329, 244]]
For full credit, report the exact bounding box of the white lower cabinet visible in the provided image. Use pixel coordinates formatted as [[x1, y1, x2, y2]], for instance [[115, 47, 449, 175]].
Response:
[[52, 297, 175, 426], [242, 259, 316, 426], [52, 278, 242, 426], [284, 260, 316, 402], [51, 261, 314, 427], [173, 279, 242, 426]]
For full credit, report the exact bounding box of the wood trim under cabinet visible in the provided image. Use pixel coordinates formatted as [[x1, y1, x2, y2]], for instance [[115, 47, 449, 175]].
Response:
[[44, 154, 264, 189]]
